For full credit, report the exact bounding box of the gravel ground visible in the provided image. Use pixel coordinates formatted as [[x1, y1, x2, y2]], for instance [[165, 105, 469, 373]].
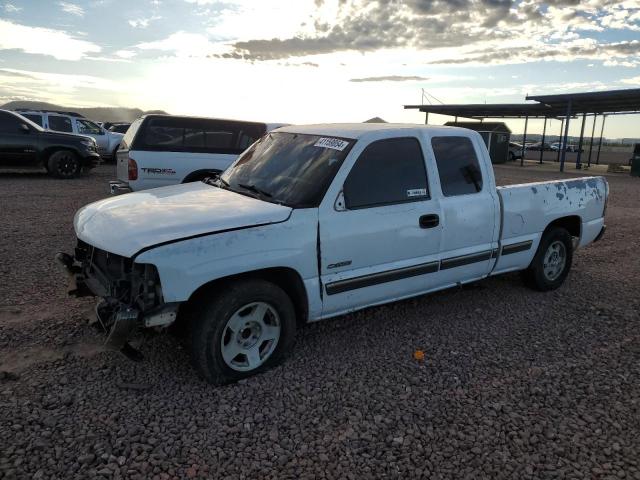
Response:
[[1, 164, 639, 480]]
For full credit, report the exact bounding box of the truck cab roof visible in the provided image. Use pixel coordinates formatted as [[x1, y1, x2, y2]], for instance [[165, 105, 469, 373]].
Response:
[[276, 123, 472, 140]]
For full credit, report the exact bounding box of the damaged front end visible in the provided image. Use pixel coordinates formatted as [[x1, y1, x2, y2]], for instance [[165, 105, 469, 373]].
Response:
[[56, 240, 178, 359]]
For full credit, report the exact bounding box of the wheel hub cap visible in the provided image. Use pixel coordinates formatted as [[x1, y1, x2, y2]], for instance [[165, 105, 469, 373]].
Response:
[[543, 240, 566, 281], [221, 302, 281, 372]]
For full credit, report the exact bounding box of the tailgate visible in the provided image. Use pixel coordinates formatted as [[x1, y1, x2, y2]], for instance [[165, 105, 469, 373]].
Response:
[[116, 150, 128, 182]]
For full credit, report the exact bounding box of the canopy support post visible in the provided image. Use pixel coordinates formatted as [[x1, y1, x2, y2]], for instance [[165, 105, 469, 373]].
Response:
[[556, 119, 564, 163], [576, 112, 587, 169], [540, 117, 547, 164], [587, 114, 597, 168], [596, 114, 606, 165], [560, 100, 572, 172]]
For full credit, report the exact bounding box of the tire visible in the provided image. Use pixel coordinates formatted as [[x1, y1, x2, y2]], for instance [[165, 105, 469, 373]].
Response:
[[190, 279, 297, 385], [521, 227, 573, 291], [509, 151, 516, 161], [47, 150, 81, 179]]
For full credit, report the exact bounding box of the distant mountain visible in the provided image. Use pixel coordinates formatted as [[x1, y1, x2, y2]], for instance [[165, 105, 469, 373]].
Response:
[[0, 100, 168, 123]]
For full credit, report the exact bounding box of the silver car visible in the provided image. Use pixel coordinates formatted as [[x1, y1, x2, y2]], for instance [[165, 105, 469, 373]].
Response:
[[15, 109, 124, 161]]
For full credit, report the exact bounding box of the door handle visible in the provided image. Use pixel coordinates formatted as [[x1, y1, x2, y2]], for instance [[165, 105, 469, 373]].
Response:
[[419, 214, 439, 229]]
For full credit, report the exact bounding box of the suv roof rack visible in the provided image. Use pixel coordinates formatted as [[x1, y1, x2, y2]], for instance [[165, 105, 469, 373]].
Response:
[[14, 108, 85, 118]]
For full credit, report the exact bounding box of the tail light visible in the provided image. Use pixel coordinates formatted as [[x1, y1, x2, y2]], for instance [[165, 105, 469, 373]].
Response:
[[128, 157, 138, 181]]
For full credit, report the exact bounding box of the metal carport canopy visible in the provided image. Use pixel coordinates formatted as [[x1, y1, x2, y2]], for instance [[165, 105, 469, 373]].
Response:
[[526, 88, 640, 114], [403, 103, 567, 119]]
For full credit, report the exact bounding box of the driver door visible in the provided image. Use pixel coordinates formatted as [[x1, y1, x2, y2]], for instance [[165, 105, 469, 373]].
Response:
[[318, 136, 443, 317]]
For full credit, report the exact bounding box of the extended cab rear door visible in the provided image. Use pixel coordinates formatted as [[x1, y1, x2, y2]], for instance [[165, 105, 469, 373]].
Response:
[[426, 133, 500, 285], [318, 132, 444, 317]]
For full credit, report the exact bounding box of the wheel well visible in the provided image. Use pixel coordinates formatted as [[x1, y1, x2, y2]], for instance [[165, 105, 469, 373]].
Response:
[[184, 267, 309, 326], [182, 169, 222, 183], [545, 215, 581, 239]]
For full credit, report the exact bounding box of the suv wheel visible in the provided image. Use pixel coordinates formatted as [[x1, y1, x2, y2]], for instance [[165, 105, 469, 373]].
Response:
[[48, 150, 81, 179], [190, 279, 297, 385]]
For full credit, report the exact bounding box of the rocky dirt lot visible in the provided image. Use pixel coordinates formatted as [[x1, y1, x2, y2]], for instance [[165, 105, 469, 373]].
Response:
[[1, 164, 639, 480]]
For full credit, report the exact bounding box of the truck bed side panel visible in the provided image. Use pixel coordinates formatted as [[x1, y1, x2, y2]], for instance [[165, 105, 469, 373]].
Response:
[[493, 177, 606, 274]]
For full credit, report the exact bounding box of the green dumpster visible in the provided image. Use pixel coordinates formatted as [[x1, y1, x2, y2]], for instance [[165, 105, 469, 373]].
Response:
[[631, 144, 640, 177], [632, 157, 640, 177]]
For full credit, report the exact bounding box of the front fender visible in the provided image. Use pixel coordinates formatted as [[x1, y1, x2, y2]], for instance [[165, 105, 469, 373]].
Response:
[[134, 209, 320, 312]]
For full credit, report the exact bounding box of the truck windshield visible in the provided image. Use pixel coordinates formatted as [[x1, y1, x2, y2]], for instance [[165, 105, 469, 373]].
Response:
[[219, 132, 355, 208]]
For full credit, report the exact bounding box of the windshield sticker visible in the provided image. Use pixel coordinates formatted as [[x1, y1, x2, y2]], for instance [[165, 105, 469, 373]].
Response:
[[314, 137, 350, 151], [407, 188, 427, 197]]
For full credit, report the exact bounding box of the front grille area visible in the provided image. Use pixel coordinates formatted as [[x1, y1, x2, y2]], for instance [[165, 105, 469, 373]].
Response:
[[75, 239, 162, 311]]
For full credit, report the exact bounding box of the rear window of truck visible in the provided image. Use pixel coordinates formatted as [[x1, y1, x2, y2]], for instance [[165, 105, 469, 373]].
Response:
[[431, 136, 483, 196], [133, 117, 266, 155]]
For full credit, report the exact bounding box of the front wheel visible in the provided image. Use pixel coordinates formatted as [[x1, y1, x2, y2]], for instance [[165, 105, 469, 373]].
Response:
[[521, 227, 573, 291], [48, 150, 81, 179], [190, 279, 297, 385]]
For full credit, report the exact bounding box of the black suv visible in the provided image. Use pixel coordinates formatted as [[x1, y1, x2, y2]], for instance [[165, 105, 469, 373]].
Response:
[[0, 109, 100, 178]]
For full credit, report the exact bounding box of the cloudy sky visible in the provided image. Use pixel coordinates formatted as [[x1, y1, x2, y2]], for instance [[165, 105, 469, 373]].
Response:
[[0, 0, 639, 137]]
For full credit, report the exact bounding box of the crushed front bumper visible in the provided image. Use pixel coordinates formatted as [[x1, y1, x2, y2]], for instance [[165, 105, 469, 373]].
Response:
[[55, 248, 178, 358]]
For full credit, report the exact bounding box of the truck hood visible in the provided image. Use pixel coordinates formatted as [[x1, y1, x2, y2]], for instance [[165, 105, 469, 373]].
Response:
[[74, 182, 292, 258]]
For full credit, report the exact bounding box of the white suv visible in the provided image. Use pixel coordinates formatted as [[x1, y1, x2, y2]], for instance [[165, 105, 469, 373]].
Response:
[[15, 109, 123, 161], [110, 114, 286, 194]]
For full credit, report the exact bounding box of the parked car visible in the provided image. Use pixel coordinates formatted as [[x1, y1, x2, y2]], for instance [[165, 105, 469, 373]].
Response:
[[508, 141, 525, 160], [58, 123, 608, 384], [528, 142, 551, 151], [550, 142, 583, 153], [108, 123, 131, 134], [109, 115, 286, 194], [15, 109, 124, 161], [0, 109, 99, 178]]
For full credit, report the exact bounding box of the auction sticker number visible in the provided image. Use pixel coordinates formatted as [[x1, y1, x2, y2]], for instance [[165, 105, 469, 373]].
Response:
[[314, 137, 350, 151]]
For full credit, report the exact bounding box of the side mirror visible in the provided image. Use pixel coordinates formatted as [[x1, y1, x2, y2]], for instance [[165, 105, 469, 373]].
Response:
[[20, 123, 30, 134]]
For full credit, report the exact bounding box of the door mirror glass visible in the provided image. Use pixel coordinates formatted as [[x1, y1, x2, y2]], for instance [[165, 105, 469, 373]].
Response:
[[20, 123, 30, 133]]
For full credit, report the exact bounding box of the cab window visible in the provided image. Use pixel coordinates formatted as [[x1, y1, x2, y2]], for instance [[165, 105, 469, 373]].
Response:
[[344, 137, 429, 209]]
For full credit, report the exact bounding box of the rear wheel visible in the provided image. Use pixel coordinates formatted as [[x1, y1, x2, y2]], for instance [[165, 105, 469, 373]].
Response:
[[48, 150, 81, 179], [190, 279, 296, 385], [522, 227, 573, 291], [509, 151, 516, 161]]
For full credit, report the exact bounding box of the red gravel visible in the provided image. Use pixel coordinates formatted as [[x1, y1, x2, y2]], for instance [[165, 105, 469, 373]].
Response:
[[1, 164, 639, 480]]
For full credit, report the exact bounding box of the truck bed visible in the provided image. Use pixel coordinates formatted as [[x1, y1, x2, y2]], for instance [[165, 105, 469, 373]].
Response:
[[493, 177, 607, 275]]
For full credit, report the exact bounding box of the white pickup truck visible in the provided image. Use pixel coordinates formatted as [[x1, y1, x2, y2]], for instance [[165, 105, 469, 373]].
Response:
[[58, 124, 608, 385]]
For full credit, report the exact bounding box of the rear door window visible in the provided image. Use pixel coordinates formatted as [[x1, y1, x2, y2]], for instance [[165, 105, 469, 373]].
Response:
[[344, 137, 429, 209], [134, 117, 266, 154], [431, 136, 483, 196], [48, 115, 73, 133]]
